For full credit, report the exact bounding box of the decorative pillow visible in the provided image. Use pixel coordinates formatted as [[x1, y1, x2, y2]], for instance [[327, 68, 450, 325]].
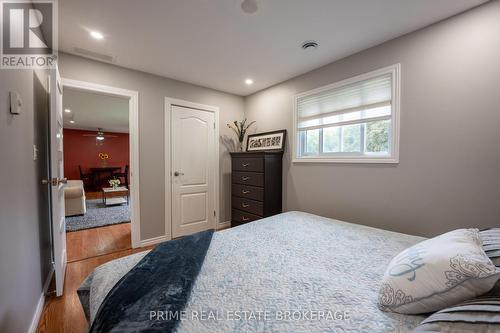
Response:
[[480, 228, 500, 267], [379, 229, 500, 314], [414, 280, 500, 333]]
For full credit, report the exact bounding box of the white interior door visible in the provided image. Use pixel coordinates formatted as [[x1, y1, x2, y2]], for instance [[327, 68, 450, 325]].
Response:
[[49, 66, 67, 296], [171, 105, 216, 238]]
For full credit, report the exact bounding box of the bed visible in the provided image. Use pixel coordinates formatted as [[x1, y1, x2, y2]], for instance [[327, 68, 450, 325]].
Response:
[[79, 211, 427, 332]]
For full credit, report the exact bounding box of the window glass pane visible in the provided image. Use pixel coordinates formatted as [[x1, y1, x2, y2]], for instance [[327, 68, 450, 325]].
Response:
[[323, 127, 340, 152], [342, 124, 361, 152], [305, 129, 319, 154], [366, 120, 390, 153]]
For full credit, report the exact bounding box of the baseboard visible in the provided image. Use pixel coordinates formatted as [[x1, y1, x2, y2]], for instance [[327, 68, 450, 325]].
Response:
[[28, 267, 54, 333], [28, 292, 45, 333], [217, 220, 231, 230], [140, 235, 170, 247]]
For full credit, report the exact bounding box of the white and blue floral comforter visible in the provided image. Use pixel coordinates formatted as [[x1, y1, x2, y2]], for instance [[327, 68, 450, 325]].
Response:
[[80, 211, 427, 332]]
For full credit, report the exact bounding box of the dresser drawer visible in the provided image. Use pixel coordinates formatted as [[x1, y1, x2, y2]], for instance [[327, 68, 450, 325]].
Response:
[[232, 172, 264, 187], [232, 157, 264, 172], [232, 196, 263, 216], [232, 184, 264, 201], [232, 209, 261, 226]]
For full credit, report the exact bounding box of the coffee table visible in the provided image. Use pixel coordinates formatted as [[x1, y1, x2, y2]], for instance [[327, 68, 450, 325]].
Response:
[[102, 186, 129, 206]]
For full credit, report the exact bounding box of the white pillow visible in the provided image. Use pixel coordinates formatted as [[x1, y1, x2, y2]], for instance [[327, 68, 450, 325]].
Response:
[[379, 229, 500, 314]]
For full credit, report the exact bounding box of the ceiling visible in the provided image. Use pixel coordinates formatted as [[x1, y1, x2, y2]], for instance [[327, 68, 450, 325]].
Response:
[[59, 0, 488, 96], [63, 88, 129, 133]]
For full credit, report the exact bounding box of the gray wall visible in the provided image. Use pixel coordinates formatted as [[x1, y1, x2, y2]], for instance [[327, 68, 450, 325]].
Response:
[[59, 53, 245, 240], [244, 1, 500, 237], [0, 70, 47, 333]]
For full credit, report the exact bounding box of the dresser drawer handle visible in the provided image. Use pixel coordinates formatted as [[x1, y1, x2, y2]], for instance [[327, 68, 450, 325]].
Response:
[[241, 203, 250, 208], [241, 190, 250, 194], [241, 176, 250, 181], [242, 163, 249, 167], [242, 216, 250, 221]]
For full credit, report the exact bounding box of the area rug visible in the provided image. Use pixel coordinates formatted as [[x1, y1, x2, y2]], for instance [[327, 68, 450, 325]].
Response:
[[66, 199, 131, 232]]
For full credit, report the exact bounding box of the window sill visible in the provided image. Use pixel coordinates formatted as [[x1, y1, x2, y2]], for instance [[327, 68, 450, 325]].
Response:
[[292, 157, 399, 164]]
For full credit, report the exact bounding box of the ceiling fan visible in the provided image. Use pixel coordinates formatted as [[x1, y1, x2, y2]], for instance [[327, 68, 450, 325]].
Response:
[[82, 128, 118, 141]]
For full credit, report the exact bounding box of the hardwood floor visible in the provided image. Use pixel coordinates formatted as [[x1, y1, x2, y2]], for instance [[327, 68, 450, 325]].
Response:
[[36, 217, 137, 332], [66, 223, 131, 262], [36, 246, 154, 333]]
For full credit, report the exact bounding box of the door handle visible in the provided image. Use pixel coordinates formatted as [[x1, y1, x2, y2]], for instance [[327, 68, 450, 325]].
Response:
[[241, 176, 249, 181], [242, 163, 249, 167], [242, 216, 250, 221], [241, 190, 250, 194], [174, 171, 184, 177], [241, 203, 250, 208]]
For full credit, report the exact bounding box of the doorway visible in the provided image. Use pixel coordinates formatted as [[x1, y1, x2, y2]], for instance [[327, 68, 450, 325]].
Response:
[[61, 79, 140, 262], [165, 99, 219, 239]]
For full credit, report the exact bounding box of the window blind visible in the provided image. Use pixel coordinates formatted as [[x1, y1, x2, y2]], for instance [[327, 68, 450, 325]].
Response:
[[297, 73, 392, 130]]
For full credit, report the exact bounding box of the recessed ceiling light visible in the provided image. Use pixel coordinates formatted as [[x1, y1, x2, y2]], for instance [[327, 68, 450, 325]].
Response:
[[245, 78, 254, 85], [69, 120, 75, 124], [90, 31, 104, 40], [64, 108, 71, 113]]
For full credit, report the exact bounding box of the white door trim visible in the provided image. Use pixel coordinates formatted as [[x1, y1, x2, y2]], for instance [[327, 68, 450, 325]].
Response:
[[61, 78, 141, 248], [164, 97, 220, 239]]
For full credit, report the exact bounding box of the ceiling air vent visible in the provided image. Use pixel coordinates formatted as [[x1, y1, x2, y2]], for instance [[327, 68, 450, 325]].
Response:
[[301, 40, 319, 50], [73, 47, 114, 63]]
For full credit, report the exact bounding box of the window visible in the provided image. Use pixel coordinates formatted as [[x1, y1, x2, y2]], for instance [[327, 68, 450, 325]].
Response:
[[294, 64, 400, 163]]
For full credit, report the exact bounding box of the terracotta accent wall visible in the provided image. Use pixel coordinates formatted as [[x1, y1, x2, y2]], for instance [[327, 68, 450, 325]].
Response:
[[63, 129, 129, 181]]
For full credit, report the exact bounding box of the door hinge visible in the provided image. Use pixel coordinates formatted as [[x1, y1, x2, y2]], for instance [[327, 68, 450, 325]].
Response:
[[214, 210, 216, 217]]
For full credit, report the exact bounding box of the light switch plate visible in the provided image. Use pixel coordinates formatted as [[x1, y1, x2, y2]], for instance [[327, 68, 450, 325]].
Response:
[[10, 91, 22, 114]]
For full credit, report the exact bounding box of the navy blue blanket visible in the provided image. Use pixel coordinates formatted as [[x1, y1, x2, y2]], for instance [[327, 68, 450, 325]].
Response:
[[89, 229, 214, 333]]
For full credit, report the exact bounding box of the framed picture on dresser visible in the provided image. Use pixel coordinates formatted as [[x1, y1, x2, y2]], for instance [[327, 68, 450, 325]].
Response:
[[246, 130, 286, 152]]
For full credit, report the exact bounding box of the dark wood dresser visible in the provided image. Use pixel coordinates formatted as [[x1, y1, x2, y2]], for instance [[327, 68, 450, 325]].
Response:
[[230, 151, 283, 227]]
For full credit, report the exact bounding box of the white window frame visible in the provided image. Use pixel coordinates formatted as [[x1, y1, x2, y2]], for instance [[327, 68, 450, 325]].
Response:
[[292, 64, 401, 164]]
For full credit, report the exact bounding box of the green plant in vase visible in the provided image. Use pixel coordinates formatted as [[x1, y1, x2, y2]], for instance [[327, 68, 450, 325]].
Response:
[[227, 119, 255, 152]]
